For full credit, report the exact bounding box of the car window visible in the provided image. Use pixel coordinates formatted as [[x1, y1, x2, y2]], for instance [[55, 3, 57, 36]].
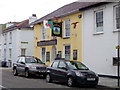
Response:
[[66, 61, 89, 70], [21, 57, 25, 63], [58, 61, 66, 68], [17, 58, 21, 63], [25, 58, 37, 63], [51, 61, 59, 68], [35, 58, 44, 64]]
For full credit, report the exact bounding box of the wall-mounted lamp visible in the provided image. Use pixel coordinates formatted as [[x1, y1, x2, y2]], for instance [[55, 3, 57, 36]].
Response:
[[78, 14, 82, 18]]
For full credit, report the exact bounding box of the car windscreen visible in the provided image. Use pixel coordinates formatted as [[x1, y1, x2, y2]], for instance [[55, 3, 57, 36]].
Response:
[[66, 61, 89, 70], [25, 58, 43, 64]]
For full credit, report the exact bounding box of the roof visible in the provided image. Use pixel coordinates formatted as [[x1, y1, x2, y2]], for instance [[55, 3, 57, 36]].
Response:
[[32, 2, 103, 25], [3, 19, 32, 32]]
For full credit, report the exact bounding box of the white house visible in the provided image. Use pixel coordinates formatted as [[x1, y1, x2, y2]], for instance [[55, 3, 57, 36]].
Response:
[[1, 14, 37, 67], [82, 2, 120, 77]]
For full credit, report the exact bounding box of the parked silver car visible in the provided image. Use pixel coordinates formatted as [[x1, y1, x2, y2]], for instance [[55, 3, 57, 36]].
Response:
[[13, 56, 47, 78]]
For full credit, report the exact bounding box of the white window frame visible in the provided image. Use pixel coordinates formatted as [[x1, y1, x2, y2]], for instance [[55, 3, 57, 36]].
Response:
[[63, 44, 70, 60], [9, 32, 12, 44], [21, 48, 26, 56], [9, 48, 12, 59], [40, 26, 46, 41], [4, 33, 7, 45], [64, 19, 70, 38], [94, 9, 104, 34], [40, 47, 46, 63], [114, 5, 120, 31]]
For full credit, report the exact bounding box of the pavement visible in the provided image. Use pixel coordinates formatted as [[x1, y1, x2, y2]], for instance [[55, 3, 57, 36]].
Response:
[[98, 76, 119, 89], [0, 67, 120, 89]]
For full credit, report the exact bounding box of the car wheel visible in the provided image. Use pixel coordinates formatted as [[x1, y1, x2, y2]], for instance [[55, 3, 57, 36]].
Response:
[[25, 70, 30, 78], [46, 74, 52, 83], [13, 68, 18, 76], [67, 77, 74, 87]]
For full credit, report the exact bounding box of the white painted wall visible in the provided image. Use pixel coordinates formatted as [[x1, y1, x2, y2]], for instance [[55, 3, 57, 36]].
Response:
[[2, 28, 34, 66], [82, 3, 118, 76]]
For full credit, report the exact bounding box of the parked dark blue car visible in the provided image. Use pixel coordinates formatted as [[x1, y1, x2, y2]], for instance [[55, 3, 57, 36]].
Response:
[[46, 59, 99, 87]]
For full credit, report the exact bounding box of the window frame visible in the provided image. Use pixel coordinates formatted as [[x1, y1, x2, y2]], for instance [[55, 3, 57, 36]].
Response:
[[41, 26, 46, 41], [114, 5, 120, 31], [63, 44, 71, 60], [9, 32, 12, 44], [94, 9, 104, 34], [63, 19, 70, 38]]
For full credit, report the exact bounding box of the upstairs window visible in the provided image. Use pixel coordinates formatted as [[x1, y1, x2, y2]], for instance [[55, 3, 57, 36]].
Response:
[[41, 26, 46, 40], [64, 19, 70, 37], [4, 33, 7, 45], [9, 32, 12, 44], [95, 10, 104, 33], [114, 5, 120, 30]]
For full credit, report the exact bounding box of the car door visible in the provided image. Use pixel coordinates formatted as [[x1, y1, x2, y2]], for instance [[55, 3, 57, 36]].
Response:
[[16, 57, 22, 73], [19, 57, 26, 73], [57, 61, 68, 82], [50, 61, 59, 80]]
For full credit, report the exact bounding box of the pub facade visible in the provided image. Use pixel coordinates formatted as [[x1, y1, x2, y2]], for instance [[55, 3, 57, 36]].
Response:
[[33, 2, 83, 64]]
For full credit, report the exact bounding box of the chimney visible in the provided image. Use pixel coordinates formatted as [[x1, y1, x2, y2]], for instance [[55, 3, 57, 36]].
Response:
[[29, 14, 37, 24]]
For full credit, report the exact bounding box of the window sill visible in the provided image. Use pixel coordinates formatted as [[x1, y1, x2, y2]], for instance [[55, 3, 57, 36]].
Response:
[[93, 32, 104, 35], [113, 29, 120, 33], [63, 36, 70, 39]]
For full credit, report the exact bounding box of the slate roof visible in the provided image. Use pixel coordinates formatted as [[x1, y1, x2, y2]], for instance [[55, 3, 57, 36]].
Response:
[[3, 19, 31, 32], [32, 2, 104, 25]]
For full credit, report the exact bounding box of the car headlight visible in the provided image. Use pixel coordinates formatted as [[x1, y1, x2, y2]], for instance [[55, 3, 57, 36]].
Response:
[[75, 71, 83, 77]]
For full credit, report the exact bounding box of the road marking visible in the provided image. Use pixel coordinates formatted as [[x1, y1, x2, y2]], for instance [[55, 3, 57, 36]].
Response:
[[0, 85, 12, 90], [0, 85, 6, 88]]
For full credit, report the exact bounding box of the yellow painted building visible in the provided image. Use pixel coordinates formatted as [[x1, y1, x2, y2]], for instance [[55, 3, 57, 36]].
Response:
[[33, 2, 82, 65]]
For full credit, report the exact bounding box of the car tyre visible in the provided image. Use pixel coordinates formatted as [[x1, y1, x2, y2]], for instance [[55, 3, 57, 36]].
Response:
[[25, 69, 30, 78], [13, 68, 18, 76], [67, 77, 75, 87], [46, 74, 52, 83]]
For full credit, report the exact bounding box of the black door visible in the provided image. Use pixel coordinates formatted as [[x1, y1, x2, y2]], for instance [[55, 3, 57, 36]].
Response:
[[57, 61, 68, 82]]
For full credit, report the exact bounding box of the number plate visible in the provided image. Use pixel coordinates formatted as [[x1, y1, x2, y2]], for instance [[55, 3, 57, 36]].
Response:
[[87, 78, 95, 81]]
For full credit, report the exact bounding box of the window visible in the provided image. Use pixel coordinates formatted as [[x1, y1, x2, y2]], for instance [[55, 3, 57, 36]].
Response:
[[114, 5, 120, 30], [41, 47, 46, 63], [64, 19, 70, 37], [64, 45, 70, 60], [4, 33, 7, 45], [95, 10, 103, 33], [41, 26, 46, 40], [21, 48, 26, 56], [4, 49, 6, 61], [9, 49, 12, 59], [58, 61, 66, 68], [9, 32, 12, 44], [46, 52, 50, 62], [51, 61, 59, 68]]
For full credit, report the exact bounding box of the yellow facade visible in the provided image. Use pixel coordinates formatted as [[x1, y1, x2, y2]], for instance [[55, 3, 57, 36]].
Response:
[[33, 12, 82, 65]]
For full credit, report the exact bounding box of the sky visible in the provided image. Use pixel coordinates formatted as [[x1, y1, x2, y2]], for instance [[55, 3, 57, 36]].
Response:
[[0, 0, 77, 24]]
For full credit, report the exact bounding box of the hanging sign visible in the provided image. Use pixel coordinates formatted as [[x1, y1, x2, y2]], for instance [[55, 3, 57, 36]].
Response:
[[52, 22, 62, 37]]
